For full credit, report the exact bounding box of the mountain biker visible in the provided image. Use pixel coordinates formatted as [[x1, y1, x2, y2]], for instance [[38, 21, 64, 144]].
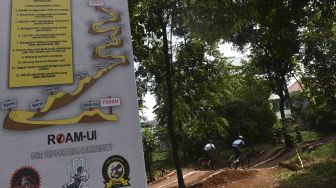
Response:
[[203, 139, 216, 165], [63, 166, 89, 188], [232, 135, 245, 163]]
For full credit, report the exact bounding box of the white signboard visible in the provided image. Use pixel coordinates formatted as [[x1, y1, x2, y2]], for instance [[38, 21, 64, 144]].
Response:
[[89, 0, 104, 6], [30, 100, 45, 110], [74, 71, 89, 78], [0, 0, 146, 187], [101, 97, 121, 107], [42, 86, 61, 94], [82, 101, 100, 109], [1, 99, 17, 110]]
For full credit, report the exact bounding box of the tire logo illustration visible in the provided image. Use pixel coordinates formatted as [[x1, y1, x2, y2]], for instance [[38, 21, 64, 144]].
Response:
[[102, 155, 130, 188], [10, 166, 41, 188]]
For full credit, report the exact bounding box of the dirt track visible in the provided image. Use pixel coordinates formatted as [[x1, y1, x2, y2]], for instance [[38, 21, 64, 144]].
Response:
[[148, 135, 336, 188]]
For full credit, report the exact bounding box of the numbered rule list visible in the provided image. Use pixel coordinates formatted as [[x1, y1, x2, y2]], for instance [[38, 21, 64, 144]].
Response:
[[9, 0, 73, 87]]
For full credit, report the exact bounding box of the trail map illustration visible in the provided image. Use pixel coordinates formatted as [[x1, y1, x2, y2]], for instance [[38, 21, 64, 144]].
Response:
[[4, 5, 128, 131]]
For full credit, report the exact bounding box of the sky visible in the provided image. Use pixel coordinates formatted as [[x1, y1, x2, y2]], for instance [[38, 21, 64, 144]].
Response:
[[142, 42, 247, 121]]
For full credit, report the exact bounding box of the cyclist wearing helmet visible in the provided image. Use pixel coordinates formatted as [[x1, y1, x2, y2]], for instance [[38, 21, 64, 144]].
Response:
[[203, 139, 216, 165], [232, 135, 245, 163], [63, 166, 89, 188]]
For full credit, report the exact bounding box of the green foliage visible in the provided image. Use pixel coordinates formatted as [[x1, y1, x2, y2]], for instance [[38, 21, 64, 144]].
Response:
[[220, 62, 277, 144], [223, 100, 276, 144], [281, 118, 296, 147], [131, 1, 336, 180], [142, 128, 157, 152], [142, 127, 158, 180], [301, 142, 336, 163], [285, 141, 336, 168], [300, 2, 336, 109], [298, 2, 336, 133], [290, 91, 308, 115], [278, 162, 336, 188], [199, 1, 311, 119], [303, 104, 336, 133], [300, 130, 320, 142], [151, 151, 174, 179], [273, 121, 283, 143], [278, 142, 336, 187], [316, 107, 336, 134], [152, 151, 170, 161]]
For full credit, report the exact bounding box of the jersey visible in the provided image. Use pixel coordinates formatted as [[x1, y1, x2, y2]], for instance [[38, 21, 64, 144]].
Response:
[[204, 143, 215, 151], [232, 139, 245, 148]]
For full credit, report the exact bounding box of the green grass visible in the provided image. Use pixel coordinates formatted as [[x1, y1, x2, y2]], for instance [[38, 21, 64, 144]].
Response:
[[301, 142, 336, 162], [287, 141, 336, 164], [277, 141, 336, 187], [152, 150, 170, 161], [301, 130, 320, 142], [148, 151, 174, 180], [251, 143, 284, 153], [277, 161, 336, 188]]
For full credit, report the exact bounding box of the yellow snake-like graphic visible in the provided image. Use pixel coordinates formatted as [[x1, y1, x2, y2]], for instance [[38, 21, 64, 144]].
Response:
[[89, 6, 128, 63]]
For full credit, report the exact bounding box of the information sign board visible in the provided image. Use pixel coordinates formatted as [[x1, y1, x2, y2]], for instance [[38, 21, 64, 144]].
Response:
[[0, 0, 146, 186]]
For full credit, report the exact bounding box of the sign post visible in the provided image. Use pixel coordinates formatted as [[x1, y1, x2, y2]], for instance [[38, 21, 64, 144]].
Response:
[[101, 97, 121, 114], [1, 99, 17, 112], [30, 100, 45, 112]]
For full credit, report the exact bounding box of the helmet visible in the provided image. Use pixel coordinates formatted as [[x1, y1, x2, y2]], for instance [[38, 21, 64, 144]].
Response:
[[77, 166, 84, 173], [238, 135, 243, 139]]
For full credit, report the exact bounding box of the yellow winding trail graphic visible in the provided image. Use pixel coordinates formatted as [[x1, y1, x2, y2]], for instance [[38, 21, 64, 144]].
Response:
[[4, 6, 128, 130], [5, 109, 117, 131], [89, 6, 127, 63]]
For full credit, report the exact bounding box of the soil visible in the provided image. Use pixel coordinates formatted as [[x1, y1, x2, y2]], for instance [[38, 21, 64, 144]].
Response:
[[148, 134, 336, 188], [220, 168, 282, 188], [188, 169, 257, 188]]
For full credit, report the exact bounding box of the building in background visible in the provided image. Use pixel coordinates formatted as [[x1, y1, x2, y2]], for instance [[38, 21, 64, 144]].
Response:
[[270, 80, 308, 119]]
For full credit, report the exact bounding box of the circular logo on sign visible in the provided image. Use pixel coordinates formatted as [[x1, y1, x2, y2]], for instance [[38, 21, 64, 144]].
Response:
[[102, 155, 130, 188], [10, 166, 41, 188]]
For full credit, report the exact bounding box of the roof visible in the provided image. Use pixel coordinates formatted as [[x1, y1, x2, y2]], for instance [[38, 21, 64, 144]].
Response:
[[288, 81, 303, 94]]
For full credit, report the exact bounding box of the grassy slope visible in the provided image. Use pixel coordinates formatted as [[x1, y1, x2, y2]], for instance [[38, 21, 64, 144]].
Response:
[[277, 141, 336, 188]]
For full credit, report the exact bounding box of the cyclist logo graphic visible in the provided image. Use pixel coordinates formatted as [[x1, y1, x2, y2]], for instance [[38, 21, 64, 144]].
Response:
[[102, 155, 130, 188], [63, 157, 90, 188]]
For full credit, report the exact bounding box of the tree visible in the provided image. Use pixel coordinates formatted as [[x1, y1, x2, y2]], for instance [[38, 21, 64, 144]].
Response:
[[131, 1, 234, 176], [141, 126, 157, 181], [129, 1, 185, 186], [183, 0, 310, 146], [301, 1, 336, 107], [171, 40, 230, 158], [222, 62, 277, 144], [300, 1, 336, 133]]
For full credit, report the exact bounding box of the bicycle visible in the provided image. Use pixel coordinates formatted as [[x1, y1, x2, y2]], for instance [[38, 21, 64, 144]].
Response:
[[198, 156, 216, 170], [228, 153, 250, 170]]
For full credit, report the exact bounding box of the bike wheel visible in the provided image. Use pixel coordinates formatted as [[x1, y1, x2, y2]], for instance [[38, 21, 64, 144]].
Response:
[[241, 159, 250, 169], [210, 159, 216, 170], [229, 158, 238, 170], [198, 157, 208, 170]]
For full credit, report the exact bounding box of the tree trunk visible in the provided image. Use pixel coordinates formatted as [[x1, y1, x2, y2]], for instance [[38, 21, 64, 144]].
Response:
[[279, 91, 286, 119], [276, 78, 286, 119], [159, 12, 185, 188], [144, 139, 153, 180], [276, 78, 293, 147], [283, 79, 293, 113]]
